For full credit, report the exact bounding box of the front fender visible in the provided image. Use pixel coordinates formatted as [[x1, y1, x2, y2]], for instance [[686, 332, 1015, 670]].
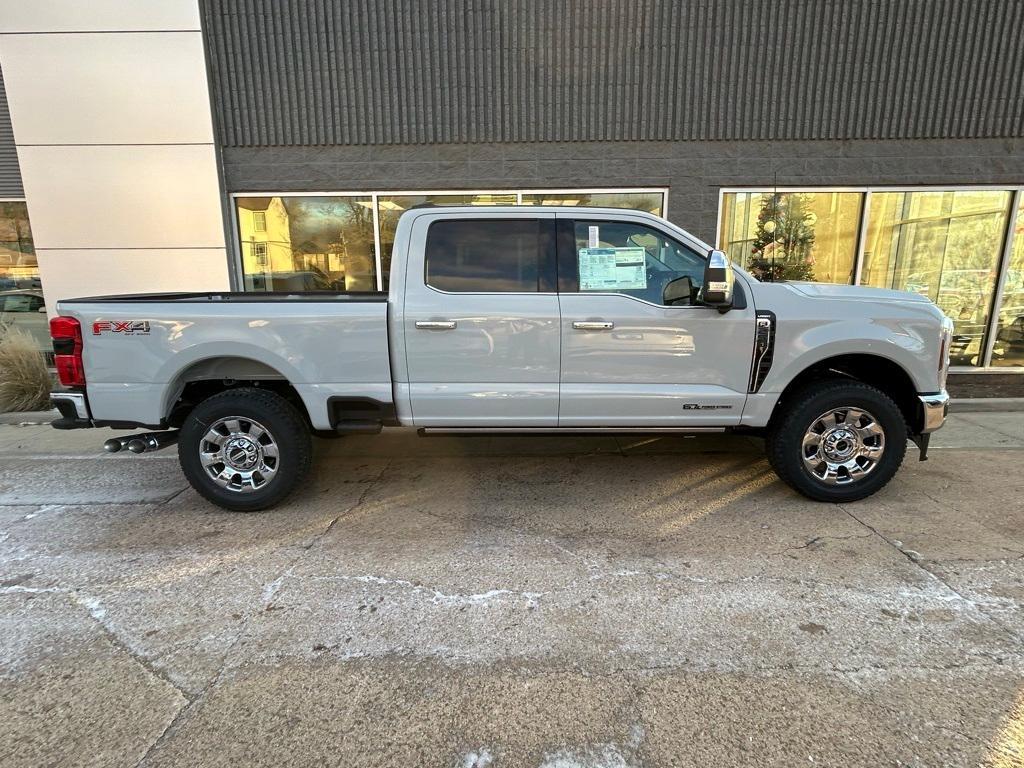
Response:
[[761, 316, 936, 395]]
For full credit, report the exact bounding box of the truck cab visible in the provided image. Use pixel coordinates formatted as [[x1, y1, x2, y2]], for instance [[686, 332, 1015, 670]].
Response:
[[49, 206, 952, 511]]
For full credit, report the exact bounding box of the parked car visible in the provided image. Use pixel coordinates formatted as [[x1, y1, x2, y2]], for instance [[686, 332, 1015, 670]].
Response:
[[0, 289, 51, 361], [48, 207, 951, 511]]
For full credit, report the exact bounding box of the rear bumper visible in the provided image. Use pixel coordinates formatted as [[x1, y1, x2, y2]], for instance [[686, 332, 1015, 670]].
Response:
[[918, 391, 949, 433], [51, 391, 93, 430]]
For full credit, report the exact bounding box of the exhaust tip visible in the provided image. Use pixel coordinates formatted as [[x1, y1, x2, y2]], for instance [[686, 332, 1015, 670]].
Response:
[[103, 439, 123, 453], [127, 439, 147, 454]]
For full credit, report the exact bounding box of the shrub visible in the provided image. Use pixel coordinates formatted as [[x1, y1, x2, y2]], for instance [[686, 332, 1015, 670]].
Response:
[[0, 328, 53, 412]]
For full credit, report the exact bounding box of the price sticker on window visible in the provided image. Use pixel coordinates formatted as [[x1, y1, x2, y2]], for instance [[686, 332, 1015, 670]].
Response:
[[578, 247, 647, 291]]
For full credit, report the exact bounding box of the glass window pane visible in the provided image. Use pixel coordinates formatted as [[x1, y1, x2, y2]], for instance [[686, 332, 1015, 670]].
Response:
[[520, 191, 663, 215], [377, 193, 517, 290], [992, 195, 1024, 367], [0, 201, 38, 290], [236, 196, 377, 292], [425, 219, 541, 293], [0, 201, 48, 356], [862, 190, 1011, 367], [571, 220, 705, 305], [718, 191, 863, 284]]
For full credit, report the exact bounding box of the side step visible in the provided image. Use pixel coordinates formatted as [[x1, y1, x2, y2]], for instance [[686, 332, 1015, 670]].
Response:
[[418, 427, 728, 436]]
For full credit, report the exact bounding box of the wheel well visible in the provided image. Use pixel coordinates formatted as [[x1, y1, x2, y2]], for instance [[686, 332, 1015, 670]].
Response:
[[165, 357, 309, 428], [772, 354, 921, 433]]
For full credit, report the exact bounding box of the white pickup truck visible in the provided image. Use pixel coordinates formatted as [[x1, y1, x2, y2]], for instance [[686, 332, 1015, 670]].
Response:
[[49, 206, 952, 511]]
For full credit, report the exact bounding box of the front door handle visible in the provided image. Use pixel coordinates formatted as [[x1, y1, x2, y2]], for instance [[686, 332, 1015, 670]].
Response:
[[415, 320, 457, 330], [572, 321, 614, 331]]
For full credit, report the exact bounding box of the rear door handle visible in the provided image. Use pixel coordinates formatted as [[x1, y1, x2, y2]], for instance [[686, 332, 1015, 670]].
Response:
[[415, 320, 457, 330], [572, 321, 614, 330]]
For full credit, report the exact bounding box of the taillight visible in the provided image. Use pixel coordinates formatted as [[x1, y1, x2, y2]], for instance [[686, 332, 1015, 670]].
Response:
[[50, 316, 86, 387]]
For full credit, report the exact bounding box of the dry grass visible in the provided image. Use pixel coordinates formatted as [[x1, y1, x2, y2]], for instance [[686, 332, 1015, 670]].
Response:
[[0, 327, 53, 413]]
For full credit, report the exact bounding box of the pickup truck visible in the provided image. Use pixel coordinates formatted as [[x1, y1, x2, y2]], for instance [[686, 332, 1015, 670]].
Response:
[[48, 206, 952, 511]]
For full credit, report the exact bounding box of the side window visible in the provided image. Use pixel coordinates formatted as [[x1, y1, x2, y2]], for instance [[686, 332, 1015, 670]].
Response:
[[425, 219, 546, 293], [570, 221, 706, 306], [2, 294, 32, 312]]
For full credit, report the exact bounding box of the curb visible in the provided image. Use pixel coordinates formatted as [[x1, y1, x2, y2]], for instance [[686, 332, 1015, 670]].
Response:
[[951, 398, 1024, 413], [0, 409, 58, 425]]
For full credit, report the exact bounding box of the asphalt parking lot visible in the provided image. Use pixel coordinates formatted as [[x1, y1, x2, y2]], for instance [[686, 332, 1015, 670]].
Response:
[[1, 412, 1023, 767]]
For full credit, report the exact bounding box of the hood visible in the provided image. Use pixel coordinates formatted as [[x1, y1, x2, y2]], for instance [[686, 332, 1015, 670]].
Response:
[[786, 282, 933, 303]]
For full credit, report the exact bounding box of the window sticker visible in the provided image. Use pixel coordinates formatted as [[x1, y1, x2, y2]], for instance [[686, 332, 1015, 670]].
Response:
[[578, 247, 647, 291]]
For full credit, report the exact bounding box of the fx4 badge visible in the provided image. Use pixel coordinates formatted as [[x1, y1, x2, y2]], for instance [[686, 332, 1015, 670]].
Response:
[[93, 320, 151, 336], [681, 403, 733, 410]]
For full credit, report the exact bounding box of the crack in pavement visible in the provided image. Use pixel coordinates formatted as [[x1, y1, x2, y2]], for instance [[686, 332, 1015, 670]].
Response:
[[841, 504, 1024, 645], [132, 457, 394, 768]]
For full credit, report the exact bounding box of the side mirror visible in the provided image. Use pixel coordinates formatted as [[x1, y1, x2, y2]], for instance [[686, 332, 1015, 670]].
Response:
[[663, 275, 695, 306], [702, 249, 734, 313], [38, 306, 48, 313]]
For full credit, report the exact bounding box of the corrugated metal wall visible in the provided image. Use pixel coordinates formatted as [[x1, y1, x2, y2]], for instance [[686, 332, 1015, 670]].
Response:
[[202, 0, 1024, 147], [0, 63, 24, 196]]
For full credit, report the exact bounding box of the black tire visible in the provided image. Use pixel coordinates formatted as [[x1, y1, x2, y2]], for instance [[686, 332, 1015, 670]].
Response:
[[766, 379, 907, 503], [178, 388, 312, 512]]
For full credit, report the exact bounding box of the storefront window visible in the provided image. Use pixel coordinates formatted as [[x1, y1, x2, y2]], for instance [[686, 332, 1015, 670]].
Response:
[[237, 189, 666, 292], [862, 190, 1011, 367], [0, 201, 49, 356], [718, 191, 863, 284], [991, 196, 1024, 367], [376, 193, 517, 289], [236, 196, 376, 292]]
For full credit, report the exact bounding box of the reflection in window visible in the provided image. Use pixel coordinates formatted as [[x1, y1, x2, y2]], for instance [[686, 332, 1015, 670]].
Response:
[[236, 196, 376, 292], [718, 192, 863, 284], [377, 193, 517, 289], [992, 196, 1024, 367], [0, 201, 37, 291], [862, 190, 1011, 367], [0, 201, 48, 356], [520, 192, 663, 214]]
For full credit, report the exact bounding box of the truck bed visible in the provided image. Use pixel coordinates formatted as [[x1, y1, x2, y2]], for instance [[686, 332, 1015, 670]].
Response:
[[56, 293, 392, 430]]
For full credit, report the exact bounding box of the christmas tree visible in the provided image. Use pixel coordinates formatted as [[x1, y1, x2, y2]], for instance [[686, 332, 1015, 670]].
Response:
[[748, 194, 817, 282]]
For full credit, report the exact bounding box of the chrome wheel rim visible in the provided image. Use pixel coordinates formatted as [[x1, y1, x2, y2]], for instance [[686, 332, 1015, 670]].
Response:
[[801, 406, 885, 486], [199, 417, 279, 493]]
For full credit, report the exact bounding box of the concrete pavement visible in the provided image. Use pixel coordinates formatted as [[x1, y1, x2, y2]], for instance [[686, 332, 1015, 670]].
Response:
[[1, 413, 1023, 767]]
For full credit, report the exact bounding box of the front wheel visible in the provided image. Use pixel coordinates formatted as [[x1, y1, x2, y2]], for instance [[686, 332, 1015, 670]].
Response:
[[178, 388, 312, 511], [766, 380, 907, 503]]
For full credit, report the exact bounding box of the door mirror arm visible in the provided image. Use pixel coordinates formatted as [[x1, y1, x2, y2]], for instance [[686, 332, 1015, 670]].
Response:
[[702, 249, 735, 313]]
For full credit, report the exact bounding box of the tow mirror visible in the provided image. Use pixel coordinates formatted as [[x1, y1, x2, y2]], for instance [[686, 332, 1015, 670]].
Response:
[[702, 249, 734, 313]]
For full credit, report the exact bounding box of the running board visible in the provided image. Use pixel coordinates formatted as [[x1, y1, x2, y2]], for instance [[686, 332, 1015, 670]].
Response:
[[417, 427, 728, 436]]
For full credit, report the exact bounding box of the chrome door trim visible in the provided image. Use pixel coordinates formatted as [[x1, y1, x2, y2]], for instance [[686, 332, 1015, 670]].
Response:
[[572, 321, 614, 330], [415, 320, 457, 330]]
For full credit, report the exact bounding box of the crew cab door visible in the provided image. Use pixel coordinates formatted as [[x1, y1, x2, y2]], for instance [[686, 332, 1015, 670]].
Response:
[[401, 212, 560, 426], [556, 213, 754, 426]]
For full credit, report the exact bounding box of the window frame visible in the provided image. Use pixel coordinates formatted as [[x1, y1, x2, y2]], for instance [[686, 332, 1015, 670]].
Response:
[[422, 217, 557, 295], [717, 185, 1024, 371]]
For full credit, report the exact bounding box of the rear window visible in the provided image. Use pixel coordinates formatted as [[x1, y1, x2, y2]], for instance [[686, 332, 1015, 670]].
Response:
[[425, 219, 541, 293]]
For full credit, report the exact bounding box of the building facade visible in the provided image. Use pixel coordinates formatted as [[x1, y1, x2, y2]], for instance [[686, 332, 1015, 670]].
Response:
[[1, 0, 1023, 388]]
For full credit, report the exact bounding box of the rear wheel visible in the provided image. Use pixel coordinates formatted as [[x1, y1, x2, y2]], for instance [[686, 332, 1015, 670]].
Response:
[[178, 388, 311, 511], [766, 380, 907, 502]]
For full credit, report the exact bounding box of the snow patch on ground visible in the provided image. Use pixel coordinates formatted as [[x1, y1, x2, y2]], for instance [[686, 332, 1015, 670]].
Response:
[[459, 748, 494, 767], [331, 573, 546, 607], [539, 744, 636, 768]]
